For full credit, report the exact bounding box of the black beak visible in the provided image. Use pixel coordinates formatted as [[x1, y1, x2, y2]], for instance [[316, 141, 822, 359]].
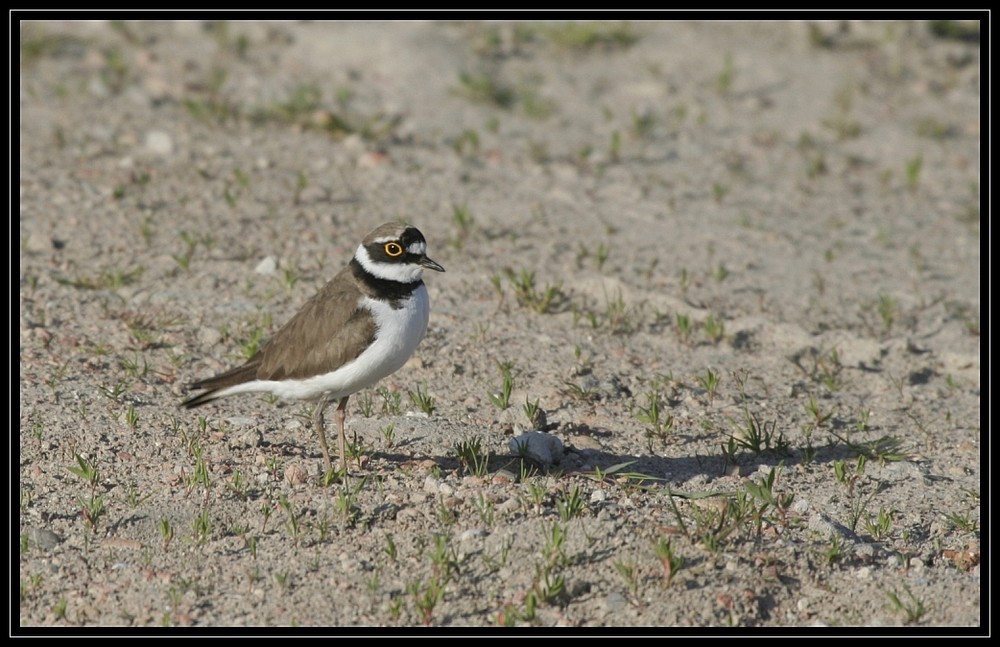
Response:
[[420, 256, 445, 272]]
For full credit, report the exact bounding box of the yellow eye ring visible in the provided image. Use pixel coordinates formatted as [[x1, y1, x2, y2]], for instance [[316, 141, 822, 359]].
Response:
[[384, 242, 404, 257]]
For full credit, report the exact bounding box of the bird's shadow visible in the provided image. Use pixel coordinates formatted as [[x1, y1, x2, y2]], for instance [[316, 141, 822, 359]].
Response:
[[262, 418, 900, 492]]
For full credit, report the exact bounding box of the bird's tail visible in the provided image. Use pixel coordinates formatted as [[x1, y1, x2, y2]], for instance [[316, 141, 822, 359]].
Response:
[[182, 362, 259, 408]]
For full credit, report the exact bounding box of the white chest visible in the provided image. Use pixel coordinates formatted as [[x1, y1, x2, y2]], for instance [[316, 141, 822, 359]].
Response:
[[289, 285, 431, 400]]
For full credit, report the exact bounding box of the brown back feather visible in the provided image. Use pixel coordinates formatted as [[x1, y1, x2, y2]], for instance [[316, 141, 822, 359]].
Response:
[[256, 266, 376, 381], [185, 239, 387, 408]]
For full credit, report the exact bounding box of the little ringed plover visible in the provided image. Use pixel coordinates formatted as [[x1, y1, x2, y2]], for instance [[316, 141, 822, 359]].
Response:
[[182, 222, 444, 473]]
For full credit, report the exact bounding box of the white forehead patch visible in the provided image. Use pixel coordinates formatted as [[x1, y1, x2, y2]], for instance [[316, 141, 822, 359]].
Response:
[[407, 241, 426, 256]]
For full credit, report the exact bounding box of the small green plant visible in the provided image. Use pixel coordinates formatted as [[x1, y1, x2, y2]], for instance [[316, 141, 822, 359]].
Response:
[[720, 435, 742, 471], [505, 268, 564, 314], [97, 382, 128, 402], [428, 534, 458, 579], [474, 492, 496, 527], [57, 265, 145, 291], [344, 433, 369, 466], [489, 361, 514, 410], [833, 455, 867, 496], [278, 495, 304, 546], [675, 495, 739, 553], [68, 453, 100, 491], [523, 397, 542, 428], [160, 517, 174, 551], [555, 485, 585, 521], [525, 479, 548, 510], [237, 324, 266, 361], [864, 505, 894, 541], [614, 558, 640, 598], [744, 466, 795, 528], [68, 453, 105, 531], [666, 316, 691, 345], [489, 273, 504, 301], [823, 534, 845, 566], [192, 508, 212, 545], [381, 423, 396, 448], [453, 437, 490, 477], [697, 368, 721, 402], [844, 484, 881, 535], [409, 575, 447, 625], [187, 446, 212, 498], [452, 129, 480, 157], [678, 268, 691, 294], [594, 242, 610, 271], [383, 532, 398, 561], [118, 352, 149, 380], [716, 51, 734, 94], [561, 379, 596, 402], [125, 404, 139, 430], [259, 501, 274, 533], [357, 391, 375, 417], [387, 596, 404, 621], [53, 597, 68, 621], [281, 267, 300, 292], [635, 390, 675, 448], [172, 231, 198, 271], [450, 203, 475, 248], [291, 170, 308, 205], [608, 130, 622, 161], [855, 407, 872, 432], [886, 585, 929, 624], [335, 477, 365, 526], [545, 21, 638, 50], [407, 383, 436, 415], [315, 514, 332, 543], [795, 346, 847, 392], [653, 538, 684, 587], [482, 536, 513, 574], [804, 395, 834, 430], [378, 387, 403, 416], [122, 310, 165, 350], [124, 482, 147, 508], [877, 293, 898, 333], [435, 496, 458, 527], [80, 494, 105, 533], [580, 461, 661, 489], [455, 68, 516, 108], [703, 314, 725, 345], [542, 523, 568, 568], [730, 409, 790, 456], [905, 154, 923, 190], [945, 509, 978, 532], [630, 108, 656, 139], [831, 431, 908, 465]]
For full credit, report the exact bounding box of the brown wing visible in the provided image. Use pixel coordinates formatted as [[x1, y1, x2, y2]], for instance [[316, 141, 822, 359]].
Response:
[[255, 268, 376, 381], [183, 268, 374, 408]]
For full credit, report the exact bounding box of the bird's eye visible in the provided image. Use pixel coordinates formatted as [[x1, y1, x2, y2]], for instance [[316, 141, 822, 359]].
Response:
[[384, 242, 403, 257]]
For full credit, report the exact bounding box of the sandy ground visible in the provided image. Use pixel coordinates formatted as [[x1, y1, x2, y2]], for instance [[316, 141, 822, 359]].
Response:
[[18, 20, 981, 631]]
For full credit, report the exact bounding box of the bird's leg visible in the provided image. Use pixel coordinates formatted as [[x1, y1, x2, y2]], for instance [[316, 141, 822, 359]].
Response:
[[313, 399, 332, 474], [336, 396, 350, 473]]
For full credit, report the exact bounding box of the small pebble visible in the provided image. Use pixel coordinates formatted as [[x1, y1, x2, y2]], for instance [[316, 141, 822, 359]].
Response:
[[509, 432, 563, 465], [255, 256, 277, 275]]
